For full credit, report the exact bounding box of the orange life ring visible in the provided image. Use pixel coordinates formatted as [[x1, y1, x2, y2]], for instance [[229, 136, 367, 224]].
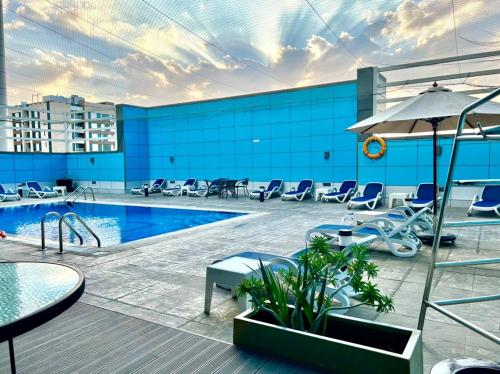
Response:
[[363, 136, 386, 159]]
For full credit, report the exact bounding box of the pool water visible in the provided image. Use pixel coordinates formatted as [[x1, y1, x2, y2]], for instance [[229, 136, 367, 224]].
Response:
[[0, 202, 245, 247]]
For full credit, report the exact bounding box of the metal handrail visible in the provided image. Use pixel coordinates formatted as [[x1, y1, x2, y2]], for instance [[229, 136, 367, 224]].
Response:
[[63, 186, 96, 204], [417, 87, 500, 345], [58, 212, 101, 253], [63, 186, 84, 203], [41, 211, 83, 250]]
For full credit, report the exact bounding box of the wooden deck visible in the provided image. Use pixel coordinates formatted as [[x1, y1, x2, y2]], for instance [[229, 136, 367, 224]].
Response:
[[0, 302, 317, 373]]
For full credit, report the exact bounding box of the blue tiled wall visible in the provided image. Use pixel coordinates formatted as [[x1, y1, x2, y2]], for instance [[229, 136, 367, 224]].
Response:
[[122, 106, 149, 184], [135, 82, 358, 182], [120, 80, 498, 188], [0, 152, 124, 189], [0, 153, 67, 185], [4, 79, 497, 193], [358, 138, 500, 187], [66, 152, 125, 182]]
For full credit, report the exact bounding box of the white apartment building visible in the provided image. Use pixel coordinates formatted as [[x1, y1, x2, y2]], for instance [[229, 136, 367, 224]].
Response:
[[7, 95, 116, 153]]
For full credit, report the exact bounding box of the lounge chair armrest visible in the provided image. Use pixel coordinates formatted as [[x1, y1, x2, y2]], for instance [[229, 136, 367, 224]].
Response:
[[269, 258, 299, 271], [392, 206, 415, 216], [471, 194, 480, 203], [365, 217, 396, 230], [329, 187, 338, 193], [290, 187, 296, 191]]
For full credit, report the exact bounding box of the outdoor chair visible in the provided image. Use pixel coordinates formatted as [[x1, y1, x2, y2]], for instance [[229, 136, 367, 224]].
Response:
[[0, 184, 21, 202], [186, 179, 222, 197], [220, 179, 238, 199], [306, 210, 425, 257], [249, 179, 283, 200], [235, 178, 249, 197], [131, 178, 166, 195], [321, 180, 357, 203], [190, 179, 222, 198], [384, 206, 433, 232], [410, 183, 438, 209], [162, 178, 197, 197], [281, 179, 313, 201], [26, 181, 58, 198], [347, 182, 384, 210], [468, 185, 500, 216]]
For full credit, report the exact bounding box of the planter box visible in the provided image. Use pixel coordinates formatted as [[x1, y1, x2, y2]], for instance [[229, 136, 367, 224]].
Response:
[[234, 308, 422, 374]]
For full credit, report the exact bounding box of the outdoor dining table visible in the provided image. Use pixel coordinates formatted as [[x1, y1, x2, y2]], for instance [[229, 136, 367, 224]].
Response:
[[0, 262, 85, 373]]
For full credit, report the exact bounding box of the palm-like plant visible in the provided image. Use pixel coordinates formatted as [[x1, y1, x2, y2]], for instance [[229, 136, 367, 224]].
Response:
[[237, 236, 394, 335]]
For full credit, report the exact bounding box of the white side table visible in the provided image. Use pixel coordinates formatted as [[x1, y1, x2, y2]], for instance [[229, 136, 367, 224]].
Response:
[[389, 192, 412, 208], [315, 187, 332, 201], [204, 257, 268, 314], [53, 186, 67, 196]]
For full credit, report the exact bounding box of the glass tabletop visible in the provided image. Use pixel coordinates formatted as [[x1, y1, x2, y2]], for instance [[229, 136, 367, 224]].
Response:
[[0, 262, 83, 328]]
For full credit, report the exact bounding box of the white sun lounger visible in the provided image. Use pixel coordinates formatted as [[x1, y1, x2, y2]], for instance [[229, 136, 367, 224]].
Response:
[[306, 210, 425, 257], [26, 181, 58, 198]]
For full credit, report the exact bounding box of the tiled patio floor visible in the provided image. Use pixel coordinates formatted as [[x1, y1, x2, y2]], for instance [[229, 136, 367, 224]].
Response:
[[0, 194, 498, 372]]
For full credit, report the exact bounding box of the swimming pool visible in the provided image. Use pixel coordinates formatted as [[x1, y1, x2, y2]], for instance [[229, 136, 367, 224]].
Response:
[[0, 202, 246, 247]]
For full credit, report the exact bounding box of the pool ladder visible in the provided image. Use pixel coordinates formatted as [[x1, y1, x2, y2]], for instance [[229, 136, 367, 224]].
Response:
[[63, 186, 96, 204], [41, 212, 101, 253]]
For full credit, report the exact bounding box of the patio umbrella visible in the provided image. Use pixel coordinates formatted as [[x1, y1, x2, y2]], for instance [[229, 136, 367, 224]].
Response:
[[347, 82, 500, 215]]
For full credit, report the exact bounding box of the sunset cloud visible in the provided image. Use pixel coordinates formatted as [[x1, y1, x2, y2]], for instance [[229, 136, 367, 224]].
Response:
[[2, 0, 498, 106]]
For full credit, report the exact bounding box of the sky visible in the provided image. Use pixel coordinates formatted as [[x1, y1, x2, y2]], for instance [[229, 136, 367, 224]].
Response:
[[2, 0, 500, 107]]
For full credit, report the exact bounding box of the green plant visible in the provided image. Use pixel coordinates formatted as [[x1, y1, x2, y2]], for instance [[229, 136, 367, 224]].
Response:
[[237, 236, 394, 335]]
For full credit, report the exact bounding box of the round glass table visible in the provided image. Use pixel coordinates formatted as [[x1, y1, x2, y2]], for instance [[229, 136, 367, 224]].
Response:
[[0, 262, 85, 373]]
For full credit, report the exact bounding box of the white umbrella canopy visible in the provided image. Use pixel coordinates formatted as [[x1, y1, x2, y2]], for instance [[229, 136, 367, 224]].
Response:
[[347, 83, 500, 216], [348, 84, 500, 135]]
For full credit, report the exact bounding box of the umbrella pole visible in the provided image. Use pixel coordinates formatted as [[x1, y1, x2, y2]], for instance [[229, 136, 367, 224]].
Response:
[[432, 121, 438, 216]]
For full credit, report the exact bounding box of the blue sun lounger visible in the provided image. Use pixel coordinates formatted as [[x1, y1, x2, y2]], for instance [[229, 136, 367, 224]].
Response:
[[131, 178, 166, 195], [347, 182, 384, 210], [0, 184, 21, 201], [322, 180, 357, 203], [281, 179, 313, 201], [410, 183, 437, 209], [249, 179, 283, 200], [468, 185, 500, 216], [189, 179, 221, 197], [162, 178, 197, 196], [26, 181, 58, 198]]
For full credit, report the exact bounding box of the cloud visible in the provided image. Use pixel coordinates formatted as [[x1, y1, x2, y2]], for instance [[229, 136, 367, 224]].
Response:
[[339, 31, 354, 41], [15, 2, 53, 23], [306, 35, 334, 62], [4, 19, 25, 30], [380, 0, 485, 48], [3, 0, 499, 107]]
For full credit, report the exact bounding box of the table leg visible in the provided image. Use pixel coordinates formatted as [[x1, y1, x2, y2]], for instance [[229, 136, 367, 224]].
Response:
[[204, 272, 213, 315], [8, 338, 16, 374]]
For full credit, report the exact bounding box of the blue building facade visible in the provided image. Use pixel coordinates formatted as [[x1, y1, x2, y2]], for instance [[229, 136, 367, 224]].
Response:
[[1, 74, 498, 198]]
